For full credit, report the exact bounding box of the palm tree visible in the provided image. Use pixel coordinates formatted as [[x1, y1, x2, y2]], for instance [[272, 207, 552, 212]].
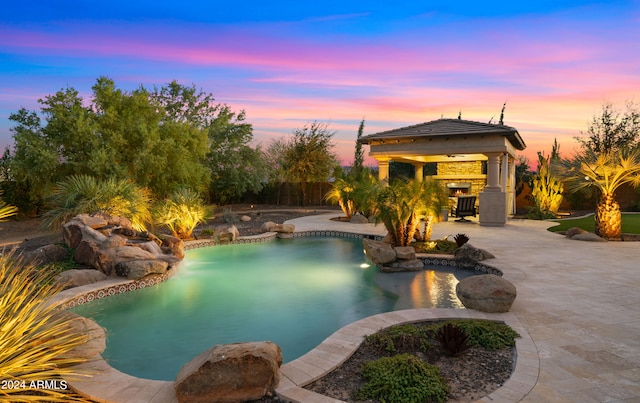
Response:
[[564, 148, 640, 239], [324, 177, 357, 220], [44, 175, 152, 231], [372, 179, 447, 246], [325, 169, 381, 220]]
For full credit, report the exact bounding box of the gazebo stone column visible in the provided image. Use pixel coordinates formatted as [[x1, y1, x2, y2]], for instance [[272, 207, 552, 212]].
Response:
[[377, 159, 390, 182], [479, 153, 507, 226], [414, 163, 424, 181]]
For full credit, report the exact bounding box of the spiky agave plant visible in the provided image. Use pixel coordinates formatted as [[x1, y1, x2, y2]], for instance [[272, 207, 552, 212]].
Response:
[[0, 253, 91, 402], [0, 196, 18, 222]]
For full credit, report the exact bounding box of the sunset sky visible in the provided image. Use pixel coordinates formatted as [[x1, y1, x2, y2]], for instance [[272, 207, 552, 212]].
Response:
[[1, 1, 639, 166]]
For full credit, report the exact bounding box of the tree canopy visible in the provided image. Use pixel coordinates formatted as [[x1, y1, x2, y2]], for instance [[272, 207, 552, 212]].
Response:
[[575, 101, 640, 154], [6, 77, 262, 213], [278, 122, 338, 205]]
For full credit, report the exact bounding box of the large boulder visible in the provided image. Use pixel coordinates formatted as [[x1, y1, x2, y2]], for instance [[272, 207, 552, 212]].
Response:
[[55, 269, 107, 289], [565, 227, 588, 238], [215, 225, 240, 243], [115, 259, 169, 280], [350, 214, 369, 224], [380, 259, 424, 272], [454, 243, 495, 268], [22, 244, 71, 266], [271, 223, 295, 233], [161, 235, 185, 260], [50, 311, 106, 359], [175, 341, 282, 403], [362, 238, 397, 265], [261, 221, 277, 232], [74, 240, 114, 275], [571, 233, 607, 242], [456, 274, 517, 313], [394, 246, 416, 260]]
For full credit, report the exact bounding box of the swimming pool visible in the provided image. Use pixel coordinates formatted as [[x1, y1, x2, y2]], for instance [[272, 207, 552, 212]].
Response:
[[71, 237, 477, 381]]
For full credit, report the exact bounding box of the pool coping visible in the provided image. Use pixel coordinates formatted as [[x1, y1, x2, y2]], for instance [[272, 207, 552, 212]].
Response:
[[56, 230, 537, 403]]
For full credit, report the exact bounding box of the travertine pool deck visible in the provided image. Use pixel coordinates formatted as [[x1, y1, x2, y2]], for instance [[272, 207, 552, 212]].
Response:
[[63, 213, 640, 402]]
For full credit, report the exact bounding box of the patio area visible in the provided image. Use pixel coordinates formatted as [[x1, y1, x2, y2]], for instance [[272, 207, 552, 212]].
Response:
[[67, 212, 640, 402]]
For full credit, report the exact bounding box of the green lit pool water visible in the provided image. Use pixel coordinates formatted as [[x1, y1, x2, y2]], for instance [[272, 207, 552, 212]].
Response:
[[72, 237, 475, 380]]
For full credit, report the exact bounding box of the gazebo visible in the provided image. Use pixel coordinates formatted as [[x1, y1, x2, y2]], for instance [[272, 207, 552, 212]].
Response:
[[358, 118, 526, 226]]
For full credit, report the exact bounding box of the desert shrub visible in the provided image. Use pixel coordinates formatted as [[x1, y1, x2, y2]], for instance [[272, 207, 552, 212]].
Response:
[[0, 253, 90, 402], [153, 188, 210, 239], [364, 324, 431, 353], [355, 354, 449, 403], [221, 207, 238, 224], [414, 238, 459, 254], [442, 320, 520, 350]]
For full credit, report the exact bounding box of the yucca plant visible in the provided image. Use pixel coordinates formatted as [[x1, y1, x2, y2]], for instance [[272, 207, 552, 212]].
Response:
[[529, 153, 564, 218], [0, 190, 18, 222], [564, 148, 640, 239], [0, 253, 90, 402], [153, 188, 210, 239], [44, 174, 152, 231]]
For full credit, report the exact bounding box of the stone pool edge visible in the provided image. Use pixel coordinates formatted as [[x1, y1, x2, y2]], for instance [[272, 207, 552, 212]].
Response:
[[53, 231, 536, 403]]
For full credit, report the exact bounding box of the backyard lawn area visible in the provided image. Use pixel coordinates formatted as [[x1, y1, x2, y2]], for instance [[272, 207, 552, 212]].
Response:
[[548, 213, 640, 234]]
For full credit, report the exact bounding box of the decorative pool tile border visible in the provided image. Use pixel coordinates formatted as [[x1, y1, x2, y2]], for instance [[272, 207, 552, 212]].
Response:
[[421, 256, 503, 276], [58, 272, 171, 310], [57, 230, 500, 310]]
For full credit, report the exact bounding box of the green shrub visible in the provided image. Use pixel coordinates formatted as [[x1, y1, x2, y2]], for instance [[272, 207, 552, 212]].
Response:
[[442, 320, 520, 350], [221, 207, 238, 224], [364, 324, 431, 353], [355, 354, 449, 403], [153, 188, 210, 239]]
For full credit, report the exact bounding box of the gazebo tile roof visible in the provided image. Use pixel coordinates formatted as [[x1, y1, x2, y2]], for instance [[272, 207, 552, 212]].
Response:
[[358, 118, 526, 150]]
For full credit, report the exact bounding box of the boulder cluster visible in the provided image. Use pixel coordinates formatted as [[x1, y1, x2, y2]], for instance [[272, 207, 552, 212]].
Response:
[[57, 213, 184, 287], [362, 238, 423, 272]]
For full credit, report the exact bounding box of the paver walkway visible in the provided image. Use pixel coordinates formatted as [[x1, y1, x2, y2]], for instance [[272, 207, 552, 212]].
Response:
[[285, 213, 640, 402]]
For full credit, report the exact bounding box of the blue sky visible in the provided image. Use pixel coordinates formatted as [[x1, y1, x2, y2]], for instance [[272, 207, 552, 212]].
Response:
[[1, 1, 639, 163]]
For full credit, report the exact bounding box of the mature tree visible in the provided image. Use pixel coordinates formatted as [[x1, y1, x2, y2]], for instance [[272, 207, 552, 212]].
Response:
[[8, 77, 263, 213], [563, 148, 640, 239], [280, 122, 338, 205], [205, 106, 267, 203], [575, 102, 640, 154]]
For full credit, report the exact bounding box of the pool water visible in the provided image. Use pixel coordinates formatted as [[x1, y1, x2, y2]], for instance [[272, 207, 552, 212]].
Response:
[[71, 237, 476, 381]]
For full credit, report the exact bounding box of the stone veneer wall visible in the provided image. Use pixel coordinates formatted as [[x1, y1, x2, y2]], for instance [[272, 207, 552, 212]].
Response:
[[433, 160, 486, 197], [58, 231, 502, 309]]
